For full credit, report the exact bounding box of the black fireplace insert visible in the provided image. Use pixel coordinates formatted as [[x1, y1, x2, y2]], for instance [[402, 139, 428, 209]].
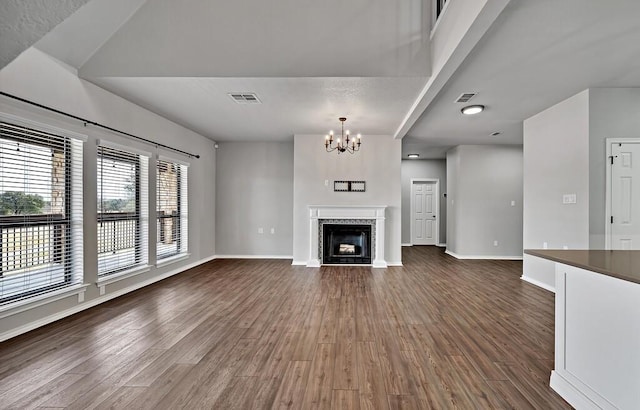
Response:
[[322, 224, 372, 264]]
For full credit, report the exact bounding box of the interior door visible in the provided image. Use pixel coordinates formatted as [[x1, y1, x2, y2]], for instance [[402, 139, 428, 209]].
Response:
[[610, 142, 640, 249], [412, 181, 437, 245]]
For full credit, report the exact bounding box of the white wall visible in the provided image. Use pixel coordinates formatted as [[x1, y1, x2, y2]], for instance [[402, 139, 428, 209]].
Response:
[[215, 142, 293, 257], [522, 90, 590, 290], [0, 48, 216, 340], [401, 159, 447, 245], [589, 88, 640, 248], [446, 145, 523, 259], [292, 134, 402, 265]]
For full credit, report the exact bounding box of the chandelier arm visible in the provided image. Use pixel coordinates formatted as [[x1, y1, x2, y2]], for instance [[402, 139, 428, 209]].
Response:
[[324, 117, 361, 155]]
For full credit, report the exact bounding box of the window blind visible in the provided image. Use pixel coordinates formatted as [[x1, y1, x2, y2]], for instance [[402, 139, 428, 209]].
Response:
[[156, 158, 188, 260], [97, 144, 148, 276], [0, 120, 83, 304]]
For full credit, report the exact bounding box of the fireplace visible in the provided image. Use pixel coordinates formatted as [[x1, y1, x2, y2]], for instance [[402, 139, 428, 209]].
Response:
[[322, 224, 372, 264], [307, 205, 387, 268]]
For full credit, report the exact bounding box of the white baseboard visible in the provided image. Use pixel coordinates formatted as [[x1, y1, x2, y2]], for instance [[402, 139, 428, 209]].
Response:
[[437, 243, 446, 247], [521, 275, 556, 293], [387, 261, 403, 266], [445, 250, 523, 260], [550, 371, 600, 410], [0, 254, 216, 343], [291, 260, 308, 266], [214, 254, 293, 260], [401, 243, 412, 247]]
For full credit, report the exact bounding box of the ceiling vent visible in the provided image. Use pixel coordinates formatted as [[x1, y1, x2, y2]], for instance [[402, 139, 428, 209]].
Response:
[[228, 93, 261, 104], [455, 92, 477, 103]]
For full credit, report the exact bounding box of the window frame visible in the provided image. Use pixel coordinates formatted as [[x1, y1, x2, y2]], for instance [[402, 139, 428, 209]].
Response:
[[156, 156, 189, 262], [96, 143, 148, 277], [0, 112, 85, 306]]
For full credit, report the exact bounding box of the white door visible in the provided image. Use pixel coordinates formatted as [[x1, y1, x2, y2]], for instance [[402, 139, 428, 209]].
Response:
[[610, 142, 640, 249], [412, 181, 437, 245]]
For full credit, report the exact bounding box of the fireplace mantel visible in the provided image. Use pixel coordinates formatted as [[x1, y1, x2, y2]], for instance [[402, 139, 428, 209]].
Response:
[[307, 205, 387, 268]]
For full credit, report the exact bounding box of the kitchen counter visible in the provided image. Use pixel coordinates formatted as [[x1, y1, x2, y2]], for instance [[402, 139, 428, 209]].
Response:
[[524, 249, 640, 285], [526, 249, 640, 409]]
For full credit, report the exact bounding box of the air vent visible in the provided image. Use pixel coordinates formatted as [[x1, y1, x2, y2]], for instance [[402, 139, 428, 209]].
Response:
[[455, 92, 477, 103], [228, 93, 262, 104]]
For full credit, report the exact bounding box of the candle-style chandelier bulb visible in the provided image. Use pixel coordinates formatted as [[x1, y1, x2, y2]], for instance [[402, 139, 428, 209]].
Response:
[[324, 117, 362, 154]]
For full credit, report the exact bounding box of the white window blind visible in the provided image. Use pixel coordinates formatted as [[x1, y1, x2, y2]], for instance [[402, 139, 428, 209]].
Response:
[[97, 144, 148, 276], [156, 158, 188, 260], [0, 120, 83, 304]]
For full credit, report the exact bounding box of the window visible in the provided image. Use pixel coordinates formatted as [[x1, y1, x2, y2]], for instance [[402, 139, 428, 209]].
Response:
[[435, 0, 449, 20], [97, 143, 148, 276], [156, 158, 188, 260], [0, 118, 83, 304]]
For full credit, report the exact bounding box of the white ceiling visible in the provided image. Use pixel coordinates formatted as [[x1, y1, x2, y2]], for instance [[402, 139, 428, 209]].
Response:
[[0, 0, 91, 69], [31, 0, 430, 142], [405, 0, 640, 154], [90, 76, 426, 141], [8, 0, 640, 154]]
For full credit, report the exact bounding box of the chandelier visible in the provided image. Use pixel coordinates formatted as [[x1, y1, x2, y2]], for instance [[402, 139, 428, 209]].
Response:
[[325, 117, 361, 154]]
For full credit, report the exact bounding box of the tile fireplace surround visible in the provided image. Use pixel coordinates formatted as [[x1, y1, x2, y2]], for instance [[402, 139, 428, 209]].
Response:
[[307, 205, 387, 268]]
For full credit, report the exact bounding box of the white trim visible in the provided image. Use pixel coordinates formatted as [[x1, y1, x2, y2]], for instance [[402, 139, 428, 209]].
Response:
[[605, 138, 640, 249], [0, 283, 91, 319], [157, 154, 190, 167], [96, 138, 152, 158], [156, 253, 190, 268], [291, 260, 308, 266], [550, 372, 601, 410], [214, 254, 293, 260], [410, 178, 439, 246], [0, 111, 88, 142], [387, 261, 404, 267], [437, 243, 446, 247], [445, 250, 523, 260], [401, 243, 413, 247], [96, 265, 151, 287], [0, 254, 216, 342], [520, 275, 555, 293]]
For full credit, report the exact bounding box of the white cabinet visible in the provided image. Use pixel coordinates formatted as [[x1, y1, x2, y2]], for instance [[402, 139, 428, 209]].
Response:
[[552, 263, 640, 409]]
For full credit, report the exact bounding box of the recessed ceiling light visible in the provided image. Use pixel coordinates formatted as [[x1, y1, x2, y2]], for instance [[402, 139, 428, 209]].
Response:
[[461, 105, 485, 115], [491, 131, 501, 136], [407, 153, 420, 158]]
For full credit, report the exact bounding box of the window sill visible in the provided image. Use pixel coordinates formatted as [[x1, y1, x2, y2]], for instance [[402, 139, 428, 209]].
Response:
[[0, 283, 91, 319], [156, 253, 190, 268], [97, 265, 151, 287]]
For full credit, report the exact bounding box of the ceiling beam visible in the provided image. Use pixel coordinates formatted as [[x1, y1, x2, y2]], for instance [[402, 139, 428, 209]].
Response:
[[393, 0, 511, 139]]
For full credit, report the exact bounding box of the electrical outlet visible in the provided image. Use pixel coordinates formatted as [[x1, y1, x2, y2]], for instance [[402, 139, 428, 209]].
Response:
[[325, 179, 329, 186], [258, 227, 264, 234], [270, 228, 275, 234], [511, 200, 516, 206], [493, 240, 498, 247], [543, 242, 548, 249], [563, 245, 568, 250]]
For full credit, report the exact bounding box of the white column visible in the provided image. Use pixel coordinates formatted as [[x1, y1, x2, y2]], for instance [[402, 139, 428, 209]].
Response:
[[372, 208, 387, 268], [307, 207, 320, 267]]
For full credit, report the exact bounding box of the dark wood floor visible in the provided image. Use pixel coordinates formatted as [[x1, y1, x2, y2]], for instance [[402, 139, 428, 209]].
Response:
[[0, 246, 571, 409]]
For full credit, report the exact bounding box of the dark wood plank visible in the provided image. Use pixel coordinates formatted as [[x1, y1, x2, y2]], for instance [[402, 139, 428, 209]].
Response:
[[301, 343, 335, 409], [0, 248, 571, 409]]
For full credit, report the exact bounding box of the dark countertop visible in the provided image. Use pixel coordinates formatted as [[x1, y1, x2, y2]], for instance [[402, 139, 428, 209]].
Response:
[[525, 249, 640, 285]]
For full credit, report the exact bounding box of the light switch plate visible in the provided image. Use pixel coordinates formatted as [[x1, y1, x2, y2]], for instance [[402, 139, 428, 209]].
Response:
[[562, 194, 577, 204]]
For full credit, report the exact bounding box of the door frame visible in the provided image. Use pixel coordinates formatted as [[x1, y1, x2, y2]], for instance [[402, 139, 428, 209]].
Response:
[[410, 178, 439, 246], [605, 138, 640, 249]]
